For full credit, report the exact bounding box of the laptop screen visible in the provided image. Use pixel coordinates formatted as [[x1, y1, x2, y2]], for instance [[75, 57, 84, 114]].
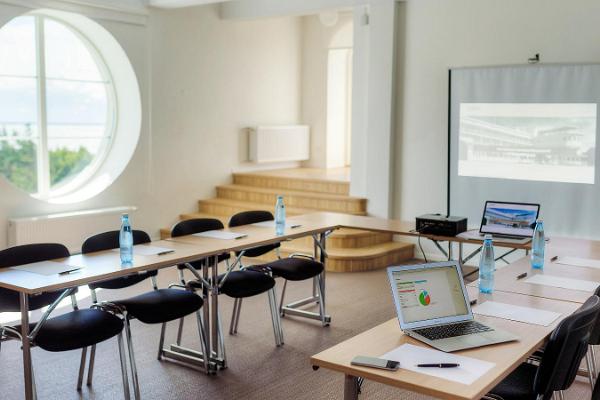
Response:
[[480, 201, 540, 238], [389, 263, 470, 329]]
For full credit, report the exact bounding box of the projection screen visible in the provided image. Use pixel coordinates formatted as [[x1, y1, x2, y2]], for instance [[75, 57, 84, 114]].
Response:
[[448, 64, 600, 237]]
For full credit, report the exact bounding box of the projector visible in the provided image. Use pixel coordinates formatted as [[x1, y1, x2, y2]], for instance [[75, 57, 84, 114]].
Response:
[[415, 214, 467, 237]]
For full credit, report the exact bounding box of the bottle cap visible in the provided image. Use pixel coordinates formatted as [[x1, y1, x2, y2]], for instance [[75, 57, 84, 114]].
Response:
[[122, 213, 129, 218], [536, 218, 543, 223], [484, 234, 493, 240]]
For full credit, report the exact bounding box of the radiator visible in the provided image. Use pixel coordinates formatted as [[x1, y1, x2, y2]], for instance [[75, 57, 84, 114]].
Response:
[[248, 125, 310, 163], [8, 206, 137, 253]]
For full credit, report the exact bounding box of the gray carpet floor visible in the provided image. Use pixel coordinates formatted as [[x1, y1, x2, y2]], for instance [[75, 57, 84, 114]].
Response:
[[0, 262, 592, 400]]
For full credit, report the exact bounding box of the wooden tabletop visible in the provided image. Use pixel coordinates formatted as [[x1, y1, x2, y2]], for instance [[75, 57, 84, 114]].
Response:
[[311, 287, 580, 400], [0, 216, 339, 294], [299, 212, 532, 249], [469, 255, 600, 304]]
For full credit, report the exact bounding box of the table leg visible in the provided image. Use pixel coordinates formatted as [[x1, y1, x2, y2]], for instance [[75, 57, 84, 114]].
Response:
[[20, 293, 34, 400], [343, 375, 360, 400], [448, 241, 453, 261], [211, 255, 220, 365]]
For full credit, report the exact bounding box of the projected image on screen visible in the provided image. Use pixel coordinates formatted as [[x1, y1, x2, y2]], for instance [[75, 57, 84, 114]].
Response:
[[458, 103, 597, 184]]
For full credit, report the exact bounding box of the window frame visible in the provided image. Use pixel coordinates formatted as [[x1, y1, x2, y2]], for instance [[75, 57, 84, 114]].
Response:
[[0, 13, 118, 200]]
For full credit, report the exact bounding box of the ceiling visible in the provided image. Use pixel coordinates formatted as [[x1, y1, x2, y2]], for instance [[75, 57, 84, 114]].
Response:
[[148, 0, 232, 8]]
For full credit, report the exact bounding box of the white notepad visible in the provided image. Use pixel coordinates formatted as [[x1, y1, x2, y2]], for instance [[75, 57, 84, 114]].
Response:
[[381, 343, 495, 385], [10, 261, 82, 276], [473, 301, 561, 326], [111, 245, 174, 256], [193, 230, 248, 240], [556, 256, 600, 270], [524, 274, 599, 292]]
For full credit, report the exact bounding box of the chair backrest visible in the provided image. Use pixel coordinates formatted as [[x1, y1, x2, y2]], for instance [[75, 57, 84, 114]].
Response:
[[82, 230, 157, 290], [171, 218, 224, 237], [0, 243, 70, 312], [590, 285, 600, 345], [533, 295, 600, 399], [593, 375, 600, 400], [229, 211, 280, 257]]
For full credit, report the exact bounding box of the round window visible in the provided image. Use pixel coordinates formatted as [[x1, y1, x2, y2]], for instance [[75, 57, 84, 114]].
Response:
[[0, 10, 141, 204]]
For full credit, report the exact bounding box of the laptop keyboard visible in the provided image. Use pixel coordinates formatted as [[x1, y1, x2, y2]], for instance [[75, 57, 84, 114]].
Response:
[[413, 321, 493, 341]]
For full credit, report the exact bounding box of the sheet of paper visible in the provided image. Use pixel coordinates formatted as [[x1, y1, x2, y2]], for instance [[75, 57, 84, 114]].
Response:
[[10, 261, 81, 276], [524, 274, 599, 292], [556, 256, 600, 270], [111, 245, 174, 256], [381, 343, 495, 385], [456, 230, 483, 240], [192, 230, 248, 240], [473, 300, 561, 326]]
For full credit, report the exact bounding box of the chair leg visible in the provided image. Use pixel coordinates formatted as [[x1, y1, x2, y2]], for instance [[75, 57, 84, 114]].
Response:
[[157, 322, 167, 360], [31, 358, 37, 400], [267, 289, 283, 346], [592, 345, 598, 382], [176, 318, 184, 346], [117, 332, 131, 400], [316, 274, 328, 327], [587, 352, 596, 389], [77, 347, 88, 390], [87, 344, 96, 386], [229, 298, 240, 335], [124, 318, 141, 400], [232, 299, 242, 335], [278, 280, 288, 317], [217, 311, 228, 369], [194, 311, 210, 373]]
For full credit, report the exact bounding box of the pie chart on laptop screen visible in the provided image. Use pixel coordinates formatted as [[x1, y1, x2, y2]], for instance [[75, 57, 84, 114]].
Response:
[[418, 290, 431, 306]]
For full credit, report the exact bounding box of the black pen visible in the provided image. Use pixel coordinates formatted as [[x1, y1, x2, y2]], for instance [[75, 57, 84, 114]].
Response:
[[416, 363, 459, 368], [470, 299, 477, 306], [550, 256, 558, 262], [235, 235, 248, 240], [290, 224, 302, 229], [59, 268, 82, 276], [516, 272, 528, 280], [157, 250, 174, 256]]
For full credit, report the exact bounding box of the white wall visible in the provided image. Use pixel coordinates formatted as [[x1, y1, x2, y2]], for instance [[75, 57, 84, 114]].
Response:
[[150, 5, 302, 231], [300, 13, 352, 168], [0, 2, 303, 248], [394, 0, 600, 224]]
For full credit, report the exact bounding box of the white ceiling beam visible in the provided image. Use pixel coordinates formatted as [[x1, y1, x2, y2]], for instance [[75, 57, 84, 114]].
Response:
[[219, 0, 395, 20], [148, 0, 230, 9]]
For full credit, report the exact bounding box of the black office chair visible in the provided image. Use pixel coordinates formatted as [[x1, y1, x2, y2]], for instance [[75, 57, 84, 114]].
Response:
[[484, 295, 600, 400], [593, 377, 600, 400], [171, 218, 283, 367], [583, 286, 600, 390], [81, 230, 209, 399], [0, 243, 131, 398], [228, 211, 326, 329]]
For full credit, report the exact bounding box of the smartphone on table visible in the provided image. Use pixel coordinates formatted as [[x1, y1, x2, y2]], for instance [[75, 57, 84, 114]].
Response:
[[351, 356, 400, 371]]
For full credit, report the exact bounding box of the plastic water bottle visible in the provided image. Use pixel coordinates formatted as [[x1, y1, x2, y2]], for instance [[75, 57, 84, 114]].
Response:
[[275, 195, 286, 235], [479, 234, 495, 294], [531, 219, 545, 269], [119, 213, 133, 265]]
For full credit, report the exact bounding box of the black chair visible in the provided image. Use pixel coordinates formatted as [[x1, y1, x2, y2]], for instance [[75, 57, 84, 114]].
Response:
[[485, 295, 600, 400], [228, 211, 326, 329], [0, 243, 131, 399], [81, 230, 209, 399], [584, 286, 600, 390], [593, 376, 600, 400], [170, 218, 283, 367]]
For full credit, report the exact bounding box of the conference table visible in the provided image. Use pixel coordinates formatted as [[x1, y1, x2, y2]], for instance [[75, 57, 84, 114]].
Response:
[[0, 211, 596, 400], [0, 215, 336, 400]]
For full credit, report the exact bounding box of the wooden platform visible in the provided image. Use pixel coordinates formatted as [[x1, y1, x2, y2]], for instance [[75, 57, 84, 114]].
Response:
[[161, 168, 414, 272]]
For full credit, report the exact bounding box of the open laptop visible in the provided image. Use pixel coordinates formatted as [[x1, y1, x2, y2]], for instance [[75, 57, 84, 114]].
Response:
[[479, 201, 540, 243], [387, 261, 518, 352]]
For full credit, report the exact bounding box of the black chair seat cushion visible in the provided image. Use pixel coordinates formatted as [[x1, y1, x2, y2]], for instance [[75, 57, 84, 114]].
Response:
[[264, 258, 324, 281], [488, 362, 538, 400], [115, 289, 203, 324], [31, 309, 123, 352], [89, 270, 158, 290], [189, 270, 275, 298]]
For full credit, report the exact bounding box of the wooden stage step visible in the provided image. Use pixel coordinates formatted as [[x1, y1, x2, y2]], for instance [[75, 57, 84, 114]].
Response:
[[216, 184, 366, 214], [233, 169, 350, 196]]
